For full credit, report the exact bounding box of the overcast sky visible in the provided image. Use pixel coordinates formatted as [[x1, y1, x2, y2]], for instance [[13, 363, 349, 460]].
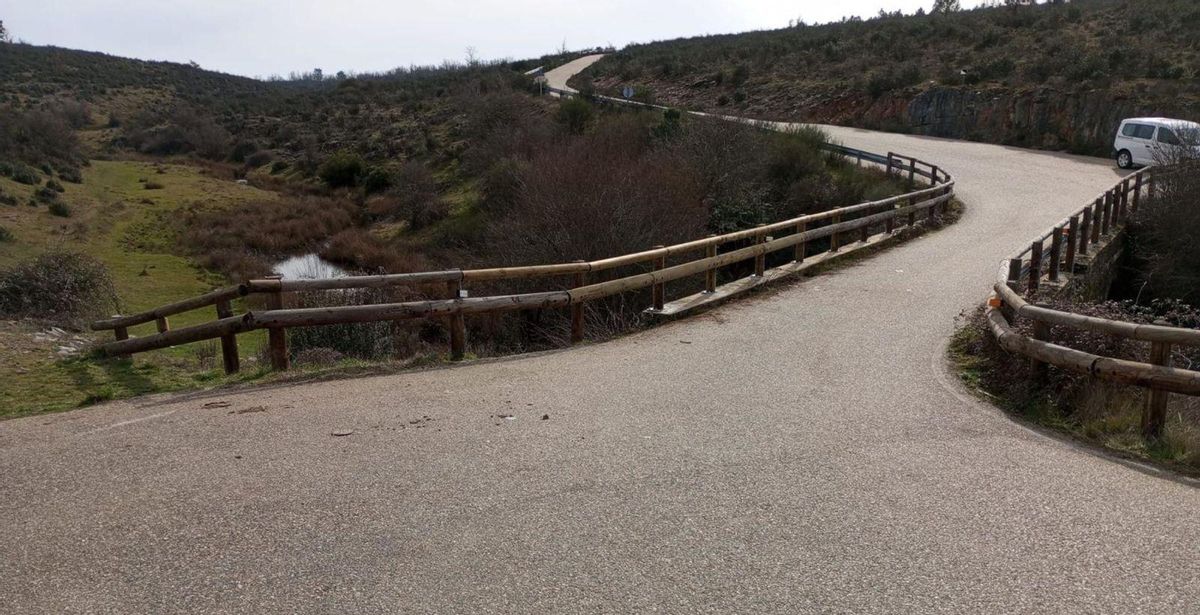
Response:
[[6, 1, 985, 78]]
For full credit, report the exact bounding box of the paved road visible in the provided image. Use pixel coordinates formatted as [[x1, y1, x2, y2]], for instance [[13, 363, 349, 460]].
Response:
[[2, 59, 1198, 614], [543, 54, 605, 94]]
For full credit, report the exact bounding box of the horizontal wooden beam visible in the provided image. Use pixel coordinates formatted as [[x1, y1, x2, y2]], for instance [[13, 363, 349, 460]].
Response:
[[92, 286, 245, 330]]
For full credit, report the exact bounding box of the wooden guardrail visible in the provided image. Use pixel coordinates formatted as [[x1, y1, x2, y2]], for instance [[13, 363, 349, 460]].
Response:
[[93, 145, 955, 373], [986, 163, 1200, 439]]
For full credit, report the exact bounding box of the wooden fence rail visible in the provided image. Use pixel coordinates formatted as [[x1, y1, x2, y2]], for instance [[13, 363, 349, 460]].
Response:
[[987, 163, 1200, 439], [93, 145, 954, 377]]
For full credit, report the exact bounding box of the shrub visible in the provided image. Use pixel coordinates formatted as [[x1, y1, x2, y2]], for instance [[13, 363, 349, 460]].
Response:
[[318, 150, 365, 188], [361, 166, 392, 194], [143, 181, 164, 190], [367, 161, 445, 228], [0, 193, 16, 206], [0, 160, 41, 185], [0, 226, 12, 242], [244, 150, 273, 168], [34, 186, 59, 202], [58, 166, 83, 184], [0, 251, 120, 325], [556, 97, 595, 135], [286, 286, 399, 361], [269, 161, 288, 174], [319, 228, 430, 273], [48, 201, 72, 217]]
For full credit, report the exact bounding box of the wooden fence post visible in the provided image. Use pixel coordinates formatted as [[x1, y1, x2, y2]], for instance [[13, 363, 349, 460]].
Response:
[[704, 237, 718, 292], [265, 276, 289, 371], [1143, 329, 1173, 440], [155, 317, 169, 334], [929, 165, 939, 188], [1031, 321, 1051, 383], [1079, 208, 1092, 256], [1065, 216, 1079, 275], [1148, 172, 1157, 199], [1028, 240, 1042, 294], [571, 261, 586, 344], [215, 299, 240, 374], [793, 223, 806, 263], [830, 214, 841, 252], [907, 159, 916, 189], [113, 325, 130, 360], [885, 207, 895, 235], [1007, 258, 1023, 292], [447, 279, 466, 361], [651, 246, 665, 311], [754, 227, 766, 277], [907, 196, 917, 228], [859, 216, 870, 243], [886, 152, 896, 178], [1101, 192, 1112, 235], [1132, 172, 1143, 211], [1048, 227, 1063, 283], [1091, 199, 1103, 244]]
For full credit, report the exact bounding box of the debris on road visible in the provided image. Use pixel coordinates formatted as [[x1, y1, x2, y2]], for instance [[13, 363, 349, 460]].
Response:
[[331, 429, 354, 437]]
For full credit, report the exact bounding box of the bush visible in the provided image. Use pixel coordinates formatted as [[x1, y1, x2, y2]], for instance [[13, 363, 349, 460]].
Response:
[[0, 251, 120, 325], [34, 186, 59, 202], [318, 150, 365, 188], [0, 193, 16, 206], [48, 201, 72, 217], [361, 167, 392, 194], [143, 181, 164, 190], [556, 97, 595, 135], [45, 179, 65, 193], [0, 226, 12, 242], [1126, 164, 1200, 304], [367, 161, 445, 229], [58, 166, 83, 184], [0, 160, 41, 185]]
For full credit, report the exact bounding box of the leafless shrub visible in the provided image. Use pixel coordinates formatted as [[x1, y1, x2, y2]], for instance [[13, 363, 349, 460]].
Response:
[[0, 251, 120, 326]]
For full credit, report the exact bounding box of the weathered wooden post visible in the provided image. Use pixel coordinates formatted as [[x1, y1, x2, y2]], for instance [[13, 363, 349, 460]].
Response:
[[885, 207, 895, 235], [704, 237, 718, 292], [929, 165, 939, 188], [265, 275, 289, 371], [753, 227, 766, 277], [215, 299, 240, 374], [886, 152, 896, 178], [1091, 199, 1103, 243], [907, 196, 917, 228], [447, 279, 466, 361], [907, 158, 916, 189], [830, 214, 841, 252], [1028, 240, 1042, 294], [1101, 192, 1112, 235], [1031, 320, 1051, 383], [1148, 171, 1157, 199], [1007, 258, 1023, 292], [1079, 208, 1092, 256], [571, 261, 587, 344], [1065, 216, 1079, 275], [1143, 323, 1173, 440], [793, 223, 806, 263], [1132, 172, 1143, 211], [112, 325, 131, 360], [859, 216, 870, 243], [155, 316, 169, 334], [651, 246, 665, 311], [1048, 227, 1063, 283]]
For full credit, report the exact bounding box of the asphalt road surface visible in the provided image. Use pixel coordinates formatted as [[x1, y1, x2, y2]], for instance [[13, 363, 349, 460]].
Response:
[[2, 57, 1197, 614]]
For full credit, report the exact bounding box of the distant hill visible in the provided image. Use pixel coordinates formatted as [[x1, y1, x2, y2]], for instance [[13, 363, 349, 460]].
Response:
[[0, 42, 561, 168], [572, 0, 1200, 155]]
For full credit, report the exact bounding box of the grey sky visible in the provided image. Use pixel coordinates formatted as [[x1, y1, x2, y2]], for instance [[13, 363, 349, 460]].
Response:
[[6, 1, 984, 78]]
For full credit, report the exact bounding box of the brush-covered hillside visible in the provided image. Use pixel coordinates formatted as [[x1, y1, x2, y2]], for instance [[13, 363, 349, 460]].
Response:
[[572, 0, 1200, 155]]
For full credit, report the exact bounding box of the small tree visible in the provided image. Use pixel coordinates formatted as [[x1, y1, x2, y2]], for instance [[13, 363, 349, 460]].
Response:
[[932, 0, 962, 14], [0, 21, 10, 43]]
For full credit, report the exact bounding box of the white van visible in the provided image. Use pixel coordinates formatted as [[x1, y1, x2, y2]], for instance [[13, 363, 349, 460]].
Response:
[[1114, 117, 1200, 168]]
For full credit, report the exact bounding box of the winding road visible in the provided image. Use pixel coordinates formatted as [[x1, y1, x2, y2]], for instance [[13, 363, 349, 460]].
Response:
[[2, 57, 1198, 614]]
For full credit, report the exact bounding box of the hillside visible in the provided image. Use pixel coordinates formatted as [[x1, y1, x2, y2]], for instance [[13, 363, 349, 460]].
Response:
[[571, 0, 1200, 155]]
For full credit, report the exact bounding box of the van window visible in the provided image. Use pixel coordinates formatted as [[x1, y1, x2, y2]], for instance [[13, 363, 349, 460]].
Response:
[[1157, 127, 1182, 146], [1122, 123, 1156, 140], [1122, 123, 1155, 139]]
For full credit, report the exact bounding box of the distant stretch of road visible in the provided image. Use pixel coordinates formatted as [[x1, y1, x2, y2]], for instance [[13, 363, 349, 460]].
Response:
[[1, 56, 1197, 613]]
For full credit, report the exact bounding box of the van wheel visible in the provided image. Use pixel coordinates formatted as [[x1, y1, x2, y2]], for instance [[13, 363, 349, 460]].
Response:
[[1116, 149, 1133, 169]]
